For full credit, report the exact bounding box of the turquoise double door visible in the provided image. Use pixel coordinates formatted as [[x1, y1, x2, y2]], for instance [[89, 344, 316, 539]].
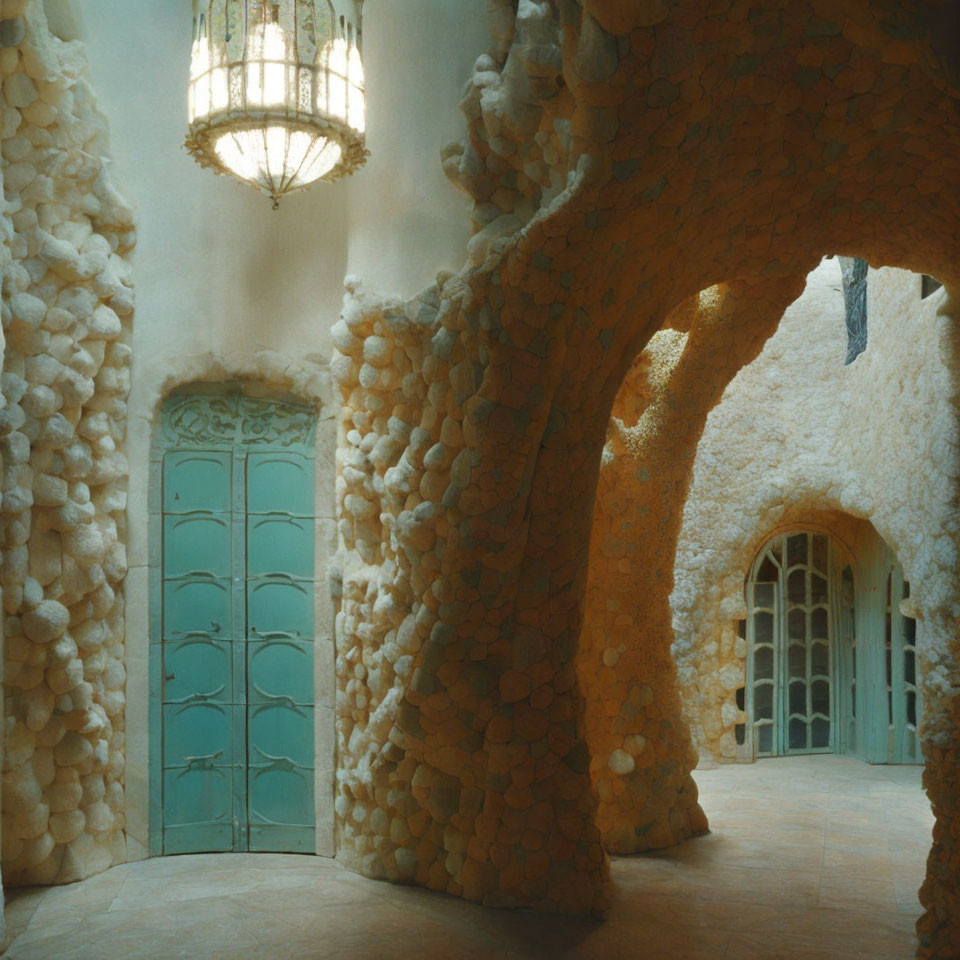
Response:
[[157, 391, 316, 854]]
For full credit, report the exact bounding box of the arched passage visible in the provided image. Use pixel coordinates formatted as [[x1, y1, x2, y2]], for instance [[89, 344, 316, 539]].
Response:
[[328, 4, 960, 955]]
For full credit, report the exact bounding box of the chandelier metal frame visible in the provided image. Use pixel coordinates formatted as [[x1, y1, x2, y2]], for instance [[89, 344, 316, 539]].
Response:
[[185, 0, 368, 207]]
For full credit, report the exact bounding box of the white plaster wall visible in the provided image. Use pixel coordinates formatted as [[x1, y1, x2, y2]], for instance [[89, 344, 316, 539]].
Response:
[[345, 1, 490, 296], [67, 0, 488, 860], [672, 260, 960, 761]]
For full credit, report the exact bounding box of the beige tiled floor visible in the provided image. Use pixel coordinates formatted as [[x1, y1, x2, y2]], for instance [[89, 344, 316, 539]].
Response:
[[3, 755, 932, 959]]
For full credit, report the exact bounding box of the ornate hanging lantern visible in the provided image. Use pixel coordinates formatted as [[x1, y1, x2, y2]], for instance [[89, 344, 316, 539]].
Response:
[[186, 0, 367, 208]]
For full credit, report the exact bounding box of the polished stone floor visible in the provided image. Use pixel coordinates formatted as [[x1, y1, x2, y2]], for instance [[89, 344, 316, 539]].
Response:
[[3, 756, 932, 959]]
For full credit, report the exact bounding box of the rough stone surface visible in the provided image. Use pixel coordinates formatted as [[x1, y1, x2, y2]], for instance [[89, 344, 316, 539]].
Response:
[[671, 264, 959, 956], [0, 0, 134, 888], [333, 2, 960, 951], [579, 271, 811, 854]]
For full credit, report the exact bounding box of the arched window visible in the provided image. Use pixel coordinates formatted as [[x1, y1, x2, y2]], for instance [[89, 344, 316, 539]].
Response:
[[747, 532, 838, 756], [746, 529, 920, 763]]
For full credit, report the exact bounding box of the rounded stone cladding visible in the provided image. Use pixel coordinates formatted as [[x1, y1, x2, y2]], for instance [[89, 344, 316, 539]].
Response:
[[331, 1, 960, 952], [578, 271, 811, 854], [0, 0, 135, 885]]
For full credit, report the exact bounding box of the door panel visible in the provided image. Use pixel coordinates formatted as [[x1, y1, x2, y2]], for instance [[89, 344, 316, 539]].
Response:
[[162, 578, 232, 641], [248, 577, 313, 639], [246, 514, 313, 577], [162, 765, 234, 853], [163, 702, 233, 765], [247, 452, 314, 515], [163, 515, 232, 578], [749, 532, 834, 757], [244, 445, 315, 851], [748, 580, 778, 758], [248, 639, 314, 705], [247, 701, 315, 852], [162, 637, 232, 704], [159, 391, 316, 855], [164, 452, 233, 512], [886, 565, 921, 763]]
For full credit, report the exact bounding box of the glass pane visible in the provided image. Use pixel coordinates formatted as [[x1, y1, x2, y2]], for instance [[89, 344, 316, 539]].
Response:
[[788, 608, 806, 641], [905, 650, 916, 686], [755, 611, 773, 644], [812, 679, 830, 716], [787, 534, 807, 567], [904, 617, 916, 645], [811, 607, 828, 639], [789, 681, 806, 716], [811, 574, 828, 605], [788, 644, 806, 680], [758, 724, 773, 755], [903, 579, 911, 599], [812, 535, 828, 573], [907, 691, 917, 727], [811, 642, 829, 677], [755, 583, 775, 609], [788, 569, 806, 605], [811, 717, 830, 749], [754, 645, 773, 680], [789, 718, 807, 750], [757, 556, 778, 582], [842, 565, 854, 602], [754, 683, 773, 720]]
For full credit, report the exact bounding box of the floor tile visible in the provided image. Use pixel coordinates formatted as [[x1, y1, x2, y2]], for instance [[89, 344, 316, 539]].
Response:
[[1, 756, 931, 960]]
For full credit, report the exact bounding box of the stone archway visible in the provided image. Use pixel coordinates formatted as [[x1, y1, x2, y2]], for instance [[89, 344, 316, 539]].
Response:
[[331, 3, 960, 954]]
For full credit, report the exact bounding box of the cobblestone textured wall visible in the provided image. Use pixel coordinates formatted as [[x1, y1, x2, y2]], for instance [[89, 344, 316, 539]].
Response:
[[0, 0, 134, 886], [333, 1, 960, 951]]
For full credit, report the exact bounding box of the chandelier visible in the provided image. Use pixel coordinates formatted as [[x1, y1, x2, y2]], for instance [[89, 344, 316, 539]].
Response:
[[186, 0, 367, 208]]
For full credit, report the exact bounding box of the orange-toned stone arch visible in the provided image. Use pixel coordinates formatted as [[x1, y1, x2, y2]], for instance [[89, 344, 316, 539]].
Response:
[[333, 2, 960, 955]]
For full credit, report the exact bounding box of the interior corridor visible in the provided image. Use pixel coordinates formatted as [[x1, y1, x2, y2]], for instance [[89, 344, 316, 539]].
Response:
[[2, 756, 930, 960]]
